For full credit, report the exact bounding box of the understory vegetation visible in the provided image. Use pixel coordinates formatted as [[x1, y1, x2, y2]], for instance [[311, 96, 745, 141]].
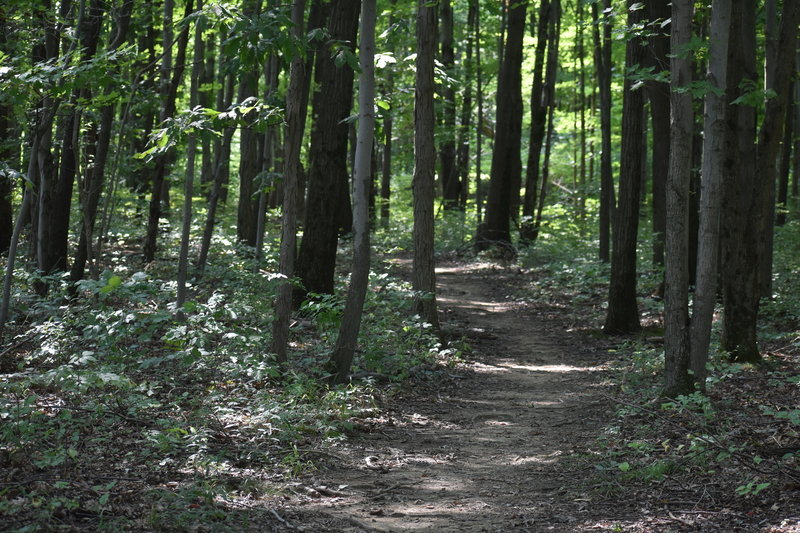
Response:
[[1, 195, 799, 531]]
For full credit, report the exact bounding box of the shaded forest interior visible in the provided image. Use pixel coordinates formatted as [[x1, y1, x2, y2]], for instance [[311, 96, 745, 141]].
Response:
[[0, 0, 799, 531]]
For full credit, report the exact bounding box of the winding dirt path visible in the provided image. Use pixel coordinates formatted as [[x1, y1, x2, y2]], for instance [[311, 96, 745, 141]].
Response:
[[285, 262, 612, 532]]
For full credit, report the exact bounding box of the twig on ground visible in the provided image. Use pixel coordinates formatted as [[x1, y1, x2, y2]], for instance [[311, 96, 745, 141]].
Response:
[[269, 509, 303, 531]]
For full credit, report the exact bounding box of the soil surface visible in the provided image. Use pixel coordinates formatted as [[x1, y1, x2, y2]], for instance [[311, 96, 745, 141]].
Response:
[[270, 262, 615, 532]]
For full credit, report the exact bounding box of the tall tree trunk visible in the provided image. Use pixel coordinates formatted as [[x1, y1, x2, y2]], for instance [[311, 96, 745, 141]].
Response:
[[603, 0, 646, 334], [688, 0, 732, 387], [412, 0, 440, 329], [439, 0, 459, 207], [295, 0, 359, 297], [776, 91, 793, 227], [379, 0, 397, 225], [475, 0, 484, 222], [476, 0, 528, 253], [456, 0, 477, 211], [592, 0, 614, 262], [329, 0, 376, 384], [646, 0, 670, 267], [757, 0, 799, 299], [271, 0, 308, 365], [521, 0, 550, 226], [663, 0, 694, 397], [0, 5, 14, 253], [38, 0, 104, 279], [720, 1, 759, 363], [143, 0, 194, 263], [176, 0, 204, 315], [70, 0, 134, 282], [235, 1, 262, 247]]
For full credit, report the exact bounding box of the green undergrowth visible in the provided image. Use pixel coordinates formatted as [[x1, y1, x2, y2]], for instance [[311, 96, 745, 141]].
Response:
[[0, 218, 451, 531], [515, 205, 799, 524]]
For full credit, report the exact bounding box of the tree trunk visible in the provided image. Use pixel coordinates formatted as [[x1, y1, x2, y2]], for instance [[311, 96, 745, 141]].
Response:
[[603, 0, 645, 335], [476, 0, 528, 253], [0, 5, 14, 254], [720, 2, 759, 363], [455, 0, 477, 211], [592, 0, 614, 263], [439, 0, 459, 207], [379, 0, 396, 226], [521, 0, 550, 227], [646, 0, 670, 267], [688, 0, 732, 387], [176, 0, 204, 315], [663, 0, 694, 397], [235, 0, 264, 247], [70, 0, 134, 282], [412, 0, 440, 329], [474, 0, 484, 222], [270, 0, 307, 364], [143, 0, 194, 263], [757, 0, 799, 299], [329, 0, 376, 384], [776, 90, 793, 227], [38, 0, 104, 278], [295, 0, 359, 298]]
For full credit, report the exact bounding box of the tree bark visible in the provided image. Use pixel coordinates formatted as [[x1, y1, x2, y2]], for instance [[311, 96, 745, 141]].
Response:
[[412, 0, 440, 329], [70, 0, 134, 282], [664, 0, 694, 397], [521, 0, 550, 227], [38, 0, 104, 278], [271, 0, 307, 364], [592, 0, 614, 262], [757, 0, 799, 299], [329, 0, 376, 384], [295, 0, 359, 298], [143, 0, 194, 263], [688, 0, 732, 387], [439, 0, 459, 207], [477, 0, 528, 253], [603, 0, 646, 335], [646, 0, 670, 267], [176, 0, 204, 315]]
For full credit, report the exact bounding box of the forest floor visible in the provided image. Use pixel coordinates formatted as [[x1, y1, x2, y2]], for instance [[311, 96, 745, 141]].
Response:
[[261, 261, 800, 533]]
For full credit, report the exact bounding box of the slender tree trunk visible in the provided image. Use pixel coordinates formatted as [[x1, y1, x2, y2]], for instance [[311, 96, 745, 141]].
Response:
[[456, 1, 477, 211], [475, 0, 484, 222], [777, 92, 793, 227], [412, 0, 440, 329], [592, 0, 614, 262], [477, 0, 528, 253], [603, 0, 646, 334], [646, 0, 670, 267], [270, 0, 307, 364], [664, 0, 694, 397], [143, 0, 194, 263], [379, 0, 396, 226], [176, 0, 204, 315], [521, 0, 550, 226], [0, 5, 14, 253], [329, 0, 376, 384], [688, 0, 732, 387], [70, 0, 134, 282], [39, 0, 104, 278], [439, 0, 459, 207], [757, 0, 799, 299]]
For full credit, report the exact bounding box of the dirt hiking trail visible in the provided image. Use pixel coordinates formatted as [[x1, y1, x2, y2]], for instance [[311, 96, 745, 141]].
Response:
[[278, 262, 613, 532]]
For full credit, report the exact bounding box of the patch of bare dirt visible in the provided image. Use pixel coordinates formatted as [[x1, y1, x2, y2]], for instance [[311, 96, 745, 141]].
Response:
[[264, 262, 614, 532]]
